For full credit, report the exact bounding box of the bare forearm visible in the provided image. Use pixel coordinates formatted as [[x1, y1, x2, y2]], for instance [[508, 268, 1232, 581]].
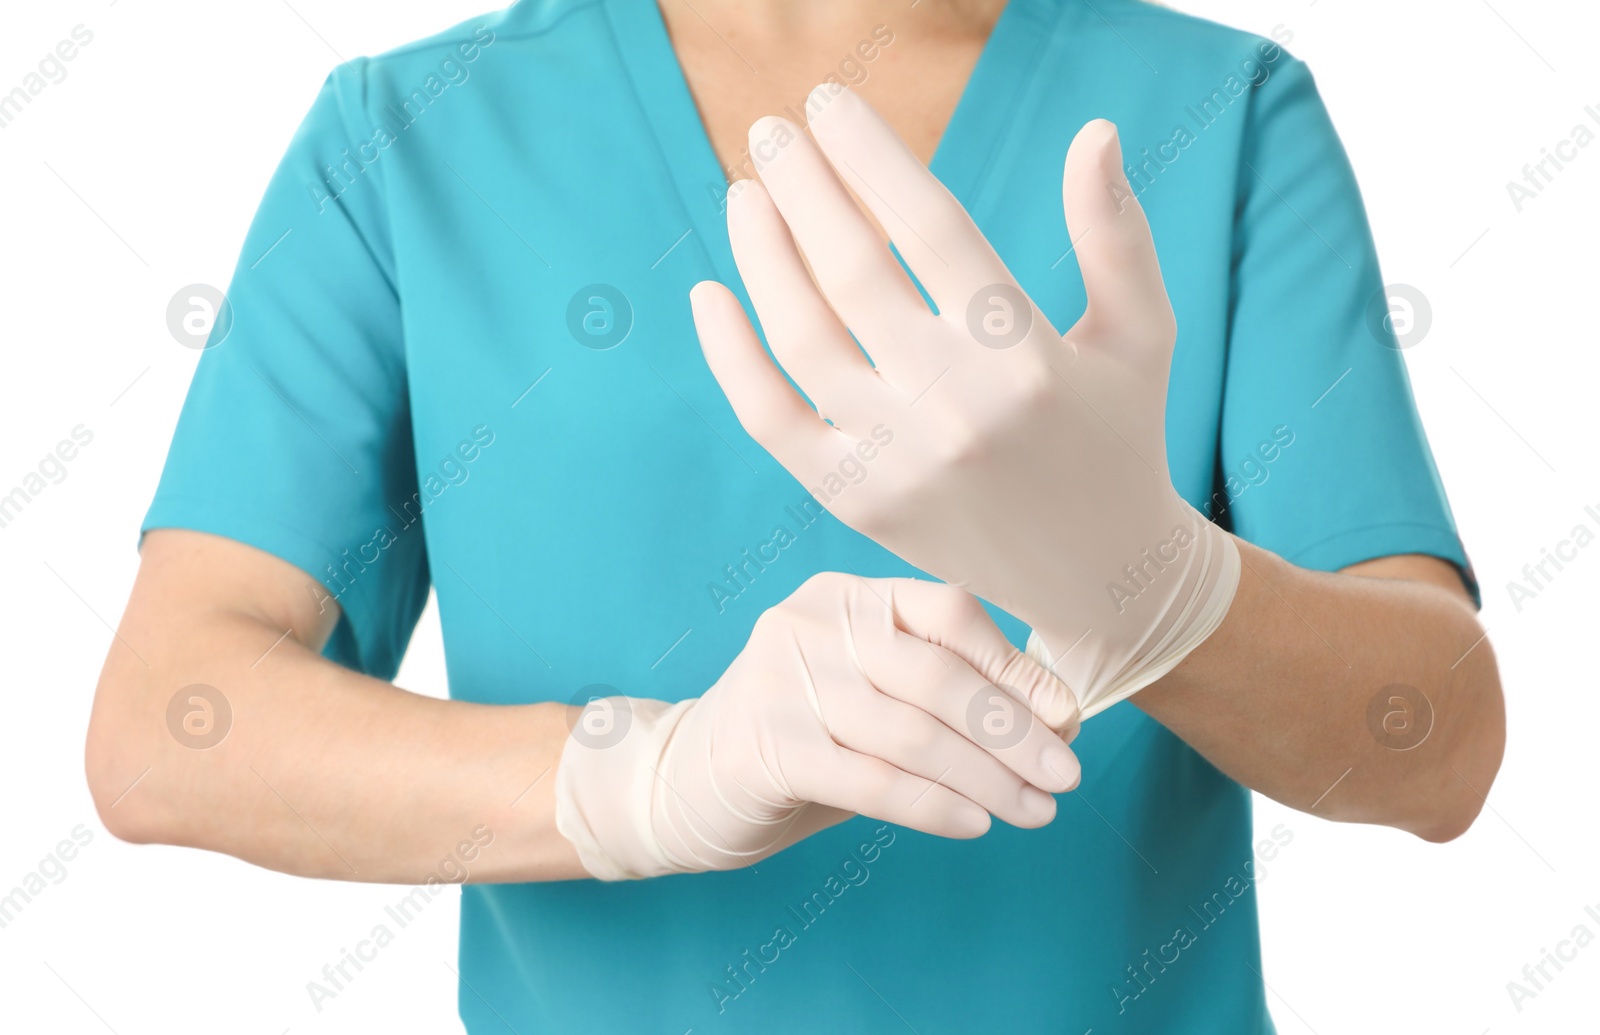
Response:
[[1135, 539, 1505, 841], [86, 536, 588, 884]]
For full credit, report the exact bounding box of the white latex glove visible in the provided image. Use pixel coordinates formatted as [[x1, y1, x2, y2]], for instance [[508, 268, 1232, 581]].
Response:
[[689, 86, 1241, 719], [554, 573, 1080, 881]]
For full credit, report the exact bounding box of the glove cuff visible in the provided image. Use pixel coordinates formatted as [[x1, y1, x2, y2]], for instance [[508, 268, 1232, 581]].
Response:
[[1027, 508, 1240, 719], [553, 696, 695, 881]]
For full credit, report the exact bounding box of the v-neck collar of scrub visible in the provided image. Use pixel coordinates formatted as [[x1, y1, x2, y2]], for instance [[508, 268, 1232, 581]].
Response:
[[603, 0, 1065, 293]]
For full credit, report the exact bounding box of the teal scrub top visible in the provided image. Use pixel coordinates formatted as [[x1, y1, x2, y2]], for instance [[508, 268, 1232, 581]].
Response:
[[145, 0, 1475, 1031]]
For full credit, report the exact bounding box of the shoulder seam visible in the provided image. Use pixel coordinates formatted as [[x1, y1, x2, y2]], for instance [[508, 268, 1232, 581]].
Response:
[[340, 0, 604, 74]]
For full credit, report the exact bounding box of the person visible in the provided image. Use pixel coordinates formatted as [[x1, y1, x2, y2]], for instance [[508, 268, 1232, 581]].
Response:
[[86, 0, 1505, 1031]]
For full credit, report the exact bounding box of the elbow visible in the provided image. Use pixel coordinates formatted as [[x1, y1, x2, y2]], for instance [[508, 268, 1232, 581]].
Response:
[[85, 691, 176, 847], [1411, 697, 1507, 845], [85, 729, 154, 846], [1412, 799, 1483, 845], [1410, 621, 1507, 844]]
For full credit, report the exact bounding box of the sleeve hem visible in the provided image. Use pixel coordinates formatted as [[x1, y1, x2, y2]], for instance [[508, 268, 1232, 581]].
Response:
[[140, 492, 392, 669], [1281, 522, 1480, 609]]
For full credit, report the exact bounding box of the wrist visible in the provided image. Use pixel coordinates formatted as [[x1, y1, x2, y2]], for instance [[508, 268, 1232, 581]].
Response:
[[553, 696, 694, 881], [1028, 511, 1241, 718]]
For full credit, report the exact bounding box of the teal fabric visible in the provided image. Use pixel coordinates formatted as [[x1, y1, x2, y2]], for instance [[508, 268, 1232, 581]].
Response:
[[143, 0, 1473, 1030]]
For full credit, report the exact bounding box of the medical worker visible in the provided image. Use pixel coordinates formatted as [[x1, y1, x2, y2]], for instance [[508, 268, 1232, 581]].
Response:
[[87, 0, 1504, 1031]]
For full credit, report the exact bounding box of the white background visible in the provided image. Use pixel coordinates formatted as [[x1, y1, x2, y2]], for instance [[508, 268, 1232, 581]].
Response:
[[1, 0, 1595, 1032]]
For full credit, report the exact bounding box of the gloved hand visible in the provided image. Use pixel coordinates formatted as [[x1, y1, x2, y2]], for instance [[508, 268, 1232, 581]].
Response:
[[554, 573, 1080, 881], [689, 86, 1241, 719]]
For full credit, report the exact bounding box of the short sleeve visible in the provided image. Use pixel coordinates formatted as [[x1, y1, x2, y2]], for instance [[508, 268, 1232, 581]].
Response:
[[143, 60, 429, 676], [1217, 55, 1478, 606]]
